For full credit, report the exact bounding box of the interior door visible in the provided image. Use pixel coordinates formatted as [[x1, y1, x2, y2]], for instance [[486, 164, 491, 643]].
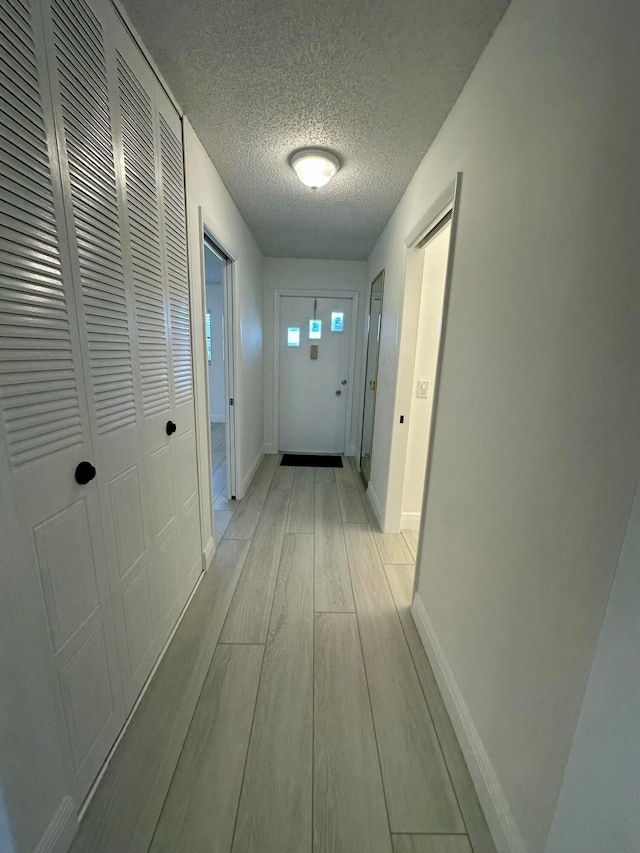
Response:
[[157, 97, 202, 600], [0, 0, 126, 802], [278, 295, 353, 453], [45, 0, 166, 717]]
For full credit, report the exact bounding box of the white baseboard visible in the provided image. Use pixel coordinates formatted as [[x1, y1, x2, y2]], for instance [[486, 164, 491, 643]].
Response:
[[347, 444, 356, 456], [264, 443, 276, 454], [411, 593, 527, 853], [366, 481, 384, 528], [243, 446, 265, 494], [203, 536, 215, 568], [35, 795, 77, 853], [400, 511, 421, 530]]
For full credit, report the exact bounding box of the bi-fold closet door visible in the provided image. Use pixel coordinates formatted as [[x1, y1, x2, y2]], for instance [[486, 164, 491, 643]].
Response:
[[0, 0, 200, 806]]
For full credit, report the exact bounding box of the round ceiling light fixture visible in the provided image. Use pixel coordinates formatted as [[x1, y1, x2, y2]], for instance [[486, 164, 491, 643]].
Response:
[[290, 148, 340, 190]]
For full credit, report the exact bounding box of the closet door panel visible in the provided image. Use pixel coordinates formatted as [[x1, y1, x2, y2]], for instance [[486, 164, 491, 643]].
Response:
[[45, 0, 160, 716], [157, 101, 201, 594], [111, 29, 182, 633], [0, 0, 125, 804]]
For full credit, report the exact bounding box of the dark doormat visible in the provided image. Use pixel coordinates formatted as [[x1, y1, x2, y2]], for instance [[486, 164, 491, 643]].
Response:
[[280, 454, 343, 468]]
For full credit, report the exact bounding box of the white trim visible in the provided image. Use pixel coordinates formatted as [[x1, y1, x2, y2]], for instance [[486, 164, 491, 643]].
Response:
[[202, 226, 240, 499], [411, 593, 527, 853], [404, 179, 458, 248], [273, 289, 359, 455], [78, 570, 206, 820], [243, 446, 265, 493], [264, 443, 276, 454], [347, 444, 356, 457], [34, 796, 77, 853], [400, 511, 421, 530], [366, 480, 384, 529], [203, 536, 215, 569]]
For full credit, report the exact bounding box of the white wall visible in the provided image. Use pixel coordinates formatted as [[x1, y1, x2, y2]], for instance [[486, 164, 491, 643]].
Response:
[[184, 118, 264, 535], [263, 258, 368, 455], [205, 281, 225, 422], [545, 477, 640, 853], [368, 0, 640, 850], [402, 221, 451, 518]]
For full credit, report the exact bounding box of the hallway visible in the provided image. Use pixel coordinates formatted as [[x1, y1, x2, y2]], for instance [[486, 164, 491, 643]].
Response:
[[72, 456, 495, 853]]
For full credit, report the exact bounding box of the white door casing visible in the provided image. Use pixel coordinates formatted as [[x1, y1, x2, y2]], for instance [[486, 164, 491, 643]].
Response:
[[276, 292, 357, 454]]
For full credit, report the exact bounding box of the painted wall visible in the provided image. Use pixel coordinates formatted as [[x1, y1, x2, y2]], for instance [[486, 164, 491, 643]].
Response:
[[367, 0, 640, 850], [544, 476, 640, 853], [263, 258, 368, 455], [205, 281, 225, 422], [402, 221, 451, 519], [184, 118, 264, 531]]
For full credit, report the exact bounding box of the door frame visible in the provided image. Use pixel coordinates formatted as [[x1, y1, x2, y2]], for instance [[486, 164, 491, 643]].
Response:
[[273, 289, 359, 455], [400, 175, 461, 591], [197, 217, 239, 514]]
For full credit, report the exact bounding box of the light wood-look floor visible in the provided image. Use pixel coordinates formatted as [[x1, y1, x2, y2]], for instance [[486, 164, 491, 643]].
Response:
[[211, 422, 234, 542], [73, 455, 496, 853]]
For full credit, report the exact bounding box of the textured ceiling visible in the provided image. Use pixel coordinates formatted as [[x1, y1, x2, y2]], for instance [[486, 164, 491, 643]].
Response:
[[121, 0, 508, 260]]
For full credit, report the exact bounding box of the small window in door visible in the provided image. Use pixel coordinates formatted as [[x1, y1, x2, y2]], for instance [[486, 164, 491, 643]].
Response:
[[309, 319, 322, 339], [287, 327, 301, 347], [331, 312, 344, 332]]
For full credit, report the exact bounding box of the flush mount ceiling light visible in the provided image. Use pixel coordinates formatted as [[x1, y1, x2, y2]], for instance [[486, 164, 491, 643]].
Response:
[[290, 148, 340, 190]]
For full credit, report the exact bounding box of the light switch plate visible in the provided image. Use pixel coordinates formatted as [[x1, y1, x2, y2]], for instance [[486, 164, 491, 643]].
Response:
[[417, 379, 429, 398]]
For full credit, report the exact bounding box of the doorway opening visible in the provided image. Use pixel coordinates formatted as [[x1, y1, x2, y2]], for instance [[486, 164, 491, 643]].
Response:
[[401, 212, 453, 533], [203, 231, 237, 541]]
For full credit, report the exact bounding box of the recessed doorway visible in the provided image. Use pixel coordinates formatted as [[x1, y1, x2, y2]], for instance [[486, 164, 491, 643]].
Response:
[[203, 231, 237, 541]]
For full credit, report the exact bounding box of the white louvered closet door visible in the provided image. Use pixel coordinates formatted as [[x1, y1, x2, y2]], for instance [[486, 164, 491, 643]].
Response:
[[112, 24, 195, 649], [157, 94, 202, 598], [43, 0, 158, 726], [0, 0, 126, 804]]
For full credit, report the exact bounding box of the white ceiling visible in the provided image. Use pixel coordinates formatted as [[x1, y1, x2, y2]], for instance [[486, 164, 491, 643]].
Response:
[[121, 0, 508, 260]]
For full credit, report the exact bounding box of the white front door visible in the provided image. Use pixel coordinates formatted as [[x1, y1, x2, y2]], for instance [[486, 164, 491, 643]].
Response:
[[278, 295, 354, 453]]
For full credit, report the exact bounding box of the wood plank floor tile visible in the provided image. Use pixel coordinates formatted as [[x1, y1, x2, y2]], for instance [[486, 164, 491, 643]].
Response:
[[314, 483, 355, 612], [214, 510, 233, 544], [223, 455, 278, 539], [150, 644, 264, 853], [221, 488, 290, 643], [315, 467, 335, 484], [232, 534, 314, 853], [272, 464, 295, 490], [343, 524, 463, 834], [70, 540, 251, 853], [402, 529, 419, 561], [335, 464, 368, 523], [384, 565, 497, 853], [286, 467, 315, 533], [391, 835, 472, 853], [314, 613, 392, 853], [212, 462, 227, 500], [214, 493, 237, 512], [373, 530, 414, 564]]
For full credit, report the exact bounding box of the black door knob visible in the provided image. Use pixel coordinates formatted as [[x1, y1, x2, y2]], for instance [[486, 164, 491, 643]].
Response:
[[75, 461, 96, 485], [166, 420, 177, 436]]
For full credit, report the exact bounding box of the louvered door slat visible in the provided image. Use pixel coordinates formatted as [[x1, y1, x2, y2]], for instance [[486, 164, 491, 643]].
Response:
[[117, 54, 170, 418], [159, 116, 192, 406], [51, 0, 135, 436], [0, 0, 83, 467]]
